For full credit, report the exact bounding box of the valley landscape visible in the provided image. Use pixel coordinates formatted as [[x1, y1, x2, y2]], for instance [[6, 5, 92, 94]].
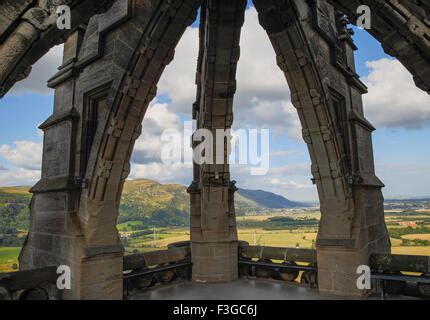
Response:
[[1, 179, 430, 273]]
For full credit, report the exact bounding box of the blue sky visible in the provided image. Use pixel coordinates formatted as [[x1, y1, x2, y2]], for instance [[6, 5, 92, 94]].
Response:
[[0, 5, 429, 201]]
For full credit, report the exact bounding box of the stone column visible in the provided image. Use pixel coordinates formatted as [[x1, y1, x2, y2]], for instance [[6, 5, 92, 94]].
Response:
[[315, 10, 391, 297], [19, 20, 126, 300], [19, 29, 93, 300], [20, 0, 202, 299], [189, 0, 246, 283], [253, 0, 390, 297]]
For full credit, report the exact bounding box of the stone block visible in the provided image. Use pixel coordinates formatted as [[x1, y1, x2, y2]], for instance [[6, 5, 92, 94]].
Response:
[[191, 241, 238, 283]]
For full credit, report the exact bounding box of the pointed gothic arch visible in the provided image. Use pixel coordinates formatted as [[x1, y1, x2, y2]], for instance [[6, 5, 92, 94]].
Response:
[[252, 0, 390, 296], [19, 0, 203, 299], [0, 0, 425, 299]]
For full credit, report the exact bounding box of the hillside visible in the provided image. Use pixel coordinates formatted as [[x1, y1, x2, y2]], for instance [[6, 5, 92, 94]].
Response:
[[0, 187, 31, 234], [119, 179, 190, 227], [0, 179, 307, 233], [237, 188, 303, 209]]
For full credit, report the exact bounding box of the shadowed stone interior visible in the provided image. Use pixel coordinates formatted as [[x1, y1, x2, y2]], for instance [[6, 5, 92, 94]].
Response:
[[0, 0, 428, 299]]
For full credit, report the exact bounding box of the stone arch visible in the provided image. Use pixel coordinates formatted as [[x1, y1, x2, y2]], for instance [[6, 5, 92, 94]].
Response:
[[1, 1, 427, 97], [12, 0, 427, 300], [0, 0, 116, 97], [329, 0, 430, 94], [19, 0, 202, 299], [252, 0, 390, 296]]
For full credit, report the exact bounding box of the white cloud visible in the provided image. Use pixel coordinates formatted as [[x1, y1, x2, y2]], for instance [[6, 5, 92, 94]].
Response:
[[159, 10, 430, 135], [230, 164, 317, 201], [128, 8, 307, 198], [0, 141, 42, 170], [132, 101, 187, 164], [231, 163, 312, 185], [0, 167, 40, 187], [2, 9, 428, 202], [270, 178, 312, 190], [130, 162, 192, 186], [271, 150, 303, 157], [235, 9, 291, 104], [247, 99, 301, 138], [362, 58, 430, 128], [9, 45, 63, 96], [233, 9, 301, 138], [157, 8, 302, 139], [158, 28, 199, 114]]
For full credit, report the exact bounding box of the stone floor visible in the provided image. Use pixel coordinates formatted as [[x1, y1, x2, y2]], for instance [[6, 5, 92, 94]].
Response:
[[130, 279, 332, 300], [128, 278, 423, 300]]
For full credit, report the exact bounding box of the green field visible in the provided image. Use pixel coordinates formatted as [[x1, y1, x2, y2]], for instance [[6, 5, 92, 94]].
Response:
[[2, 183, 429, 273], [402, 233, 430, 241], [2, 210, 430, 273], [119, 210, 430, 257], [0, 247, 20, 273], [118, 220, 146, 231]]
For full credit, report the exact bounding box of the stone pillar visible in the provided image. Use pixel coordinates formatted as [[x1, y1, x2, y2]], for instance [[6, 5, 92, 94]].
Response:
[[19, 29, 91, 300], [253, 0, 390, 297], [189, 0, 246, 283], [20, 24, 125, 300], [190, 180, 239, 283], [315, 11, 391, 297], [20, 0, 202, 299]]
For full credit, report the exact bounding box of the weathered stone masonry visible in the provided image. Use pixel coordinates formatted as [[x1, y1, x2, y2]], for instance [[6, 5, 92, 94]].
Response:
[[329, 0, 430, 94], [0, 0, 429, 299], [0, 0, 115, 97], [254, 0, 391, 297], [189, 0, 246, 283], [18, 0, 202, 299]]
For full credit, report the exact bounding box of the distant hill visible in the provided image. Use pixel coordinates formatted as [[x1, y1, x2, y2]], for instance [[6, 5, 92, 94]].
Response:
[[120, 180, 307, 220], [0, 187, 32, 234], [384, 197, 430, 211], [0, 179, 308, 231], [119, 179, 190, 227], [237, 188, 304, 209]]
